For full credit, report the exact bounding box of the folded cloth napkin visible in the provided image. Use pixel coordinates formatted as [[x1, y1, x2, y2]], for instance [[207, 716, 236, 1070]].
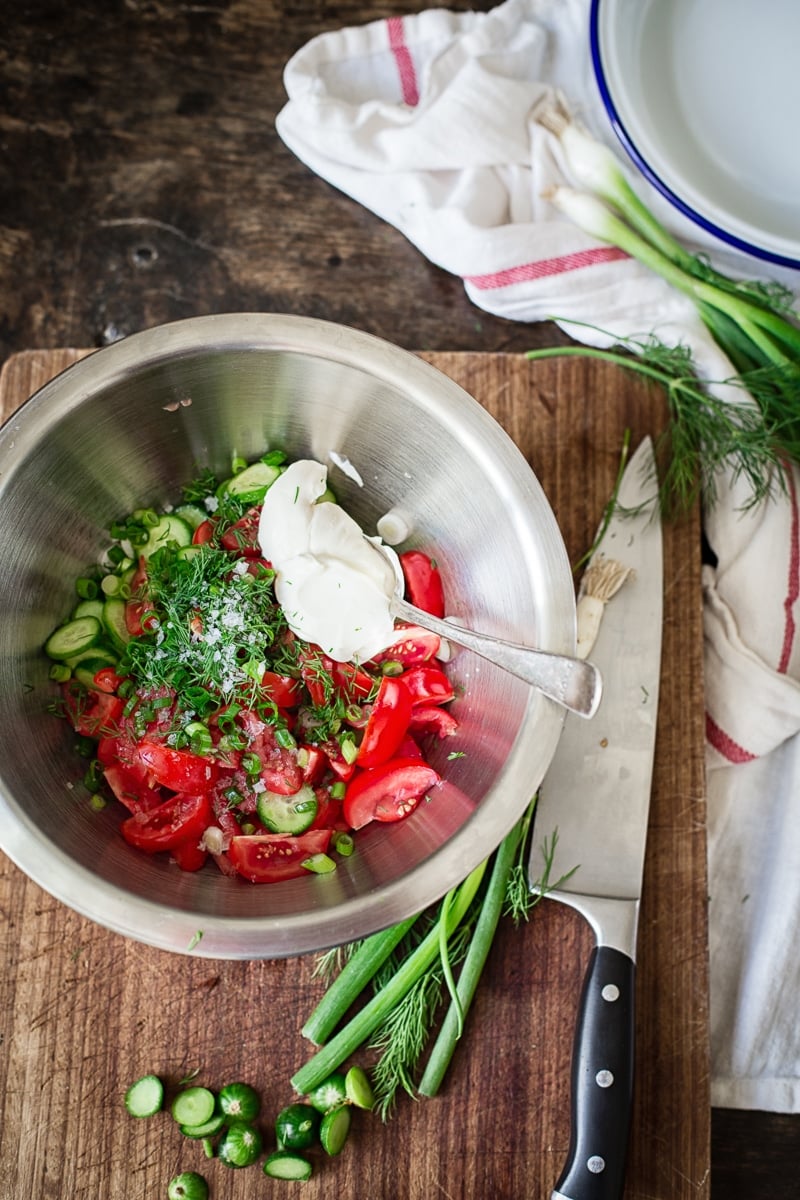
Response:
[[277, 0, 800, 1112]]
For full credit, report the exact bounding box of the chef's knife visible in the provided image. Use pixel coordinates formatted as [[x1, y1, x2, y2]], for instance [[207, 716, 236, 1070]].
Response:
[[531, 436, 663, 1200]]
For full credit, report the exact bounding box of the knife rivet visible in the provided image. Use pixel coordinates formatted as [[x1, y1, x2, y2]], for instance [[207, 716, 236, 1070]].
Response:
[[596, 1069, 614, 1088], [601, 984, 620, 1002], [587, 1156, 606, 1174]]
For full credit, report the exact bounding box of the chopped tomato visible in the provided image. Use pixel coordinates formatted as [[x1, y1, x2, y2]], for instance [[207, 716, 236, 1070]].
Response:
[[171, 836, 209, 872], [192, 519, 215, 545], [372, 624, 441, 667], [261, 671, 302, 709], [400, 550, 445, 618], [92, 667, 123, 694], [332, 662, 375, 701], [237, 710, 303, 795], [396, 733, 423, 759], [228, 829, 332, 883], [298, 649, 334, 707], [401, 665, 455, 707], [356, 676, 413, 769], [104, 761, 161, 815], [306, 790, 347, 833], [299, 744, 326, 785], [134, 740, 219, 792], [409, 706, 459, 739], [62, 683, 124, 738], [121, 792, 213, 854], [220, 506, 261, 555], [343, 757, 441, 829], [125, 598, 157, 636], [318, 738, 356, 781]]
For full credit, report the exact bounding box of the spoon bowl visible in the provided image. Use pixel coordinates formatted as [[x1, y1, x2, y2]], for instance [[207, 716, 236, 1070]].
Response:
[[390, 595, 602, 719]]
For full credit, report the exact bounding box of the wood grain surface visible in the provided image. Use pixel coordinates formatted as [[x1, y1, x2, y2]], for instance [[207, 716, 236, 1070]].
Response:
[[0, 347, 708, 1200]]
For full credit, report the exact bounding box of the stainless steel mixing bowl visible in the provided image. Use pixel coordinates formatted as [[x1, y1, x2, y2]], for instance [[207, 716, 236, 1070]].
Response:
[[0, 314, 574, 958]]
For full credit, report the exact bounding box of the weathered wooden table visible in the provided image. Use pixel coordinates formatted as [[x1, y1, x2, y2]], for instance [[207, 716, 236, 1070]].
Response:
[[0, 347, 707, 1199], [1, 2, 797, 1196]]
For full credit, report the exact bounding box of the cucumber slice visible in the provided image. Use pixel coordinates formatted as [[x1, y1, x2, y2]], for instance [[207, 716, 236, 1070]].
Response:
[[174, 503, 208, 530], [179, 1110, 227, 1139], [44, 616, 103, 661], [219, 461, 281, 504], [263, 1151, 313, 1182], [171, 1086, 216, 1128], [319, 1105, 351, 1156], [65, 645, 117, 671], [72, 598, 105, 621], [256, 784, 318, 835], [102, 597, 130, 652], [140, 514, 193, 561], [345, 1065, 375, 1110], [124, 1073, 164, 1118]]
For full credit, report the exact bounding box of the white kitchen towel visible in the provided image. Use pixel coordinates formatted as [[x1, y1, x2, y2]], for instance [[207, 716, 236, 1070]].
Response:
[[276, 0, 800, 1112]]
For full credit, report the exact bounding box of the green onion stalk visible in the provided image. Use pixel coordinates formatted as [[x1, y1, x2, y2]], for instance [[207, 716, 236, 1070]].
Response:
[[291, 799, 560, 1118], [529, 103, 800, 511]]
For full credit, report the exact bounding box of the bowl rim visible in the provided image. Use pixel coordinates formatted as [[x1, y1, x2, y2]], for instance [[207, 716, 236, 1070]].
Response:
[[590, 0, 800, 269], [0, 313, 574, 958]]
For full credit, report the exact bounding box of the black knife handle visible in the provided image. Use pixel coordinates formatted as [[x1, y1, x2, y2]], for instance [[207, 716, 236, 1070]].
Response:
[[553, 946, 635, 1200]]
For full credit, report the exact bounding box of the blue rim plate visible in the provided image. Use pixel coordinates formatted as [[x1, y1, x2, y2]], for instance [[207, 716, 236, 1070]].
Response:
[[590, 0, 800, 270]]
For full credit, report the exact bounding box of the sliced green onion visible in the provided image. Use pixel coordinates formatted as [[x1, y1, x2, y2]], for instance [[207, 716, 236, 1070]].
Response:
[[302, 853, 337, 875], [339, 736, 358, 765], [75, 577, 98, 600], [332, 831, 354, 856], [241, 751, 261, 776]]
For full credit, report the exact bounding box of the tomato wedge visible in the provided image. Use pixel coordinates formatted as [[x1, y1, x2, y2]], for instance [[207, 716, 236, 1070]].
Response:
[[356, 676, 412, 769], [104, 761, 161, 815], [399, 550, 445, 618], [261, 671, 302, 709], [220, 507, 261, 555], [373, 624, 441, 667], [171, 837, 209, 872], [228, 829, 332, 883], [121, 792, 213, 853], [343, 757, 440, 829], [408, 706, 459, 739], [400, 665, 455, 707], [135, 740, 219, 791], [192, 518, 215, 545], [62, 684, 124, 738]]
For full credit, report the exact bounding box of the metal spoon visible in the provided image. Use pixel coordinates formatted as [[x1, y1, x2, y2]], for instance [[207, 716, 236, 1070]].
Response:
[[389, 594, 602, 719]]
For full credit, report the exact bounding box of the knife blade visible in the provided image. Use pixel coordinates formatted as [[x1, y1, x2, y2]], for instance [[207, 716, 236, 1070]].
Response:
[[531, 436, 663, 1200]]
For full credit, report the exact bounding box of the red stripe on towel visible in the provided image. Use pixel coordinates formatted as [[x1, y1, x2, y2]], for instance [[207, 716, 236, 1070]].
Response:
[[387, 17, 419, 107], [464, 246, 629, 290], [705, 712, 757, 764], [778, 460, 799, 674]]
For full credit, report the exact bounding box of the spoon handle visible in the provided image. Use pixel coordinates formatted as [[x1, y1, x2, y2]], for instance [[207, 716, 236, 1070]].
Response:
[[389, 596, 602, 719]]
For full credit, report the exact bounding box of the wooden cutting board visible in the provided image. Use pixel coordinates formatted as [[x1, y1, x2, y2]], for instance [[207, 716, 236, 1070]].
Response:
[[0, 348, 709, 1200]]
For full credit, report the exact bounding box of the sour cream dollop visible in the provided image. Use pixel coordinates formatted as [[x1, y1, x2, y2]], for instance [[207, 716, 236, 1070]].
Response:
[[258, 460, 402, 663]]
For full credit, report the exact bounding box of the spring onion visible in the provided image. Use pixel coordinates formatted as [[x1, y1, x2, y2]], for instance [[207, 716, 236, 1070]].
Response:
[[292, 798, 569, 1117], [532, 102, 800, 510]]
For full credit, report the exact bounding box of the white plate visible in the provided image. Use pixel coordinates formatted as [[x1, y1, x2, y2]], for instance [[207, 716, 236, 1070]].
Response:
[[591, 0, 800, 267]]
